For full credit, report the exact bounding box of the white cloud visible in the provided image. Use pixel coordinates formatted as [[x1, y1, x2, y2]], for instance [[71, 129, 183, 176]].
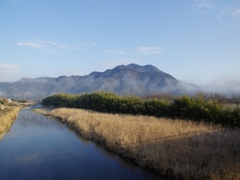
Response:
[[16, 39, 71, 50], [103, 50, 125, 55], [39, 40, 70, 49], [200, 10, 207, 15], [0, 63, 20, 73], [45, 50, 56, 54], [233, 8, 240, 17], [136, 47, 162, 55], [0, 63, 20, 82], [194, 0, 214, 15], [16, 37, 84, 53], [17, 40, 45, 49], [217, 8, 240, 21], [194, 0, 214, 8], [198, 2, 214, 8]]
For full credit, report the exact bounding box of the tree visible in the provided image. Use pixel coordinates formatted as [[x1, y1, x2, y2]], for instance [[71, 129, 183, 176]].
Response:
[[142, 93, 176, 101], [196, 91, 211, 102], [209, 92, 228, 104], [231, 92, 240, 108]]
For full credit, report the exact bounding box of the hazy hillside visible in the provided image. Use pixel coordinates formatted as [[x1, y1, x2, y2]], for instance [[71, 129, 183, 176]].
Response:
[[202, 80, 240, 94], [0, 64, 199, 99]]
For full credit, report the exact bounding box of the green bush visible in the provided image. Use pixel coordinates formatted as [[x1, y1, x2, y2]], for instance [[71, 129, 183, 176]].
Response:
[[144, 98, 170, 117], [42, 92, 240, 127]]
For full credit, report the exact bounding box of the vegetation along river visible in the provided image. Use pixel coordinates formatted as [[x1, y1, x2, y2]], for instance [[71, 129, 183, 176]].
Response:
[[0, 105, 163, 180]]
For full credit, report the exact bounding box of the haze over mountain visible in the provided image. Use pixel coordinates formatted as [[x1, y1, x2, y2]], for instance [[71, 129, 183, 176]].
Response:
[[202, 80, 240, 94], [0, 64, 238, 100]]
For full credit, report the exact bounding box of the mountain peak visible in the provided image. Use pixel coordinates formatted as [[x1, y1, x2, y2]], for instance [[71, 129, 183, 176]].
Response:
[[110, 63, 163, 74], [125, 63, 162, 73], [0, 63, 199, 99]]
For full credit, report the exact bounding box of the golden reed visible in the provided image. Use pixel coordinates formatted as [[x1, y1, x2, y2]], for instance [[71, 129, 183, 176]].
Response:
[[49, 108, 240, 180], [0, 106, 20, 135]]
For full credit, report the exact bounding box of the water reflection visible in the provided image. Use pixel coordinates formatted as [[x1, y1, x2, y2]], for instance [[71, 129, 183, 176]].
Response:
[[0, 107, 164, 180]]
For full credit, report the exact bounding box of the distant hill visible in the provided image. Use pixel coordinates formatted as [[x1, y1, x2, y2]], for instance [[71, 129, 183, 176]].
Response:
[[0, 64, 199, 99]]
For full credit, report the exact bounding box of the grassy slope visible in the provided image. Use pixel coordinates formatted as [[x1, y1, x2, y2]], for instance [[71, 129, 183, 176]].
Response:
[[48, 108, 240, 180]]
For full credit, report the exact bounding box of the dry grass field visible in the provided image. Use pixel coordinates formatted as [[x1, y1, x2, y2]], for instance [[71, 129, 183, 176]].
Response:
[[48, 108, 240, 180], [0, 100, 33, 140], [0, 106, 20, 137]]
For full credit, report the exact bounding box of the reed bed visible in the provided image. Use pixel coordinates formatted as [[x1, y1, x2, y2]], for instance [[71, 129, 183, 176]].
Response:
[[49, 108, 240, 180], [0, 106, 20, 135], [32, 107, 54, 115]]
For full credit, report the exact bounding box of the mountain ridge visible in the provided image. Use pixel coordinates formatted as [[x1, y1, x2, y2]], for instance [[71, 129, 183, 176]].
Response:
[[0, 63, 206, 99]]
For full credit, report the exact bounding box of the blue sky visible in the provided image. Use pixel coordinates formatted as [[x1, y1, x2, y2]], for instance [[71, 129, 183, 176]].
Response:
[[1, 0, 240, 86]]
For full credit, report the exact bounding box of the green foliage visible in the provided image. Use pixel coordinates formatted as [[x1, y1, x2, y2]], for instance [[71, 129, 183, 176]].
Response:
[[144, 98, 170, 117], [11, 99, 28, 103], [42, 92, 240, 127]]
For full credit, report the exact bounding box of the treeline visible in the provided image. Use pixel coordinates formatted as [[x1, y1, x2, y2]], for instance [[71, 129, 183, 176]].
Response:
[[42, 92, 240, 127]]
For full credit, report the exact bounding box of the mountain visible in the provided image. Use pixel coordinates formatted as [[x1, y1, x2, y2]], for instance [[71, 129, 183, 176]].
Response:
[[0, 64, 199, 99]]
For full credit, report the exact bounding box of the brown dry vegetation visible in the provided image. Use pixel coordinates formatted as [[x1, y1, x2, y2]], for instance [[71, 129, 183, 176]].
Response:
[[49, 108, 240, 180], [0, 106, 20, 137], [32, 107, 54, 114], [0, 100, 33, 139]]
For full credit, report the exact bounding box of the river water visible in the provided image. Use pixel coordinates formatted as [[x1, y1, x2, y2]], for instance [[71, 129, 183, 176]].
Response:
[[0, 106, 164, 180]]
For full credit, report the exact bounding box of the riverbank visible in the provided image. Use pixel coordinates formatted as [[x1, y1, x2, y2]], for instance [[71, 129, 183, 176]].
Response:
[[44, 107, 240, 180], [0, 101, 34, 141], [0, 106, 20, 140], [42, 92, 240, 127]]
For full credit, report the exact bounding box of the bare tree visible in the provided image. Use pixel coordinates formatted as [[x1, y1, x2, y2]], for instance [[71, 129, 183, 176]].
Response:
[[231, 92, 240, 108], [209, 92, 228, 104], [196, 91, 211, 102]]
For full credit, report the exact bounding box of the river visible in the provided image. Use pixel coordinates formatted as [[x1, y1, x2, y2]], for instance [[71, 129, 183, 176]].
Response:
[[0, 106, 164, 180]]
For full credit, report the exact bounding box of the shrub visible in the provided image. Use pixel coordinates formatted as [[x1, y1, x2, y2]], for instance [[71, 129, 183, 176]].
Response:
[[144, 98, 169, 117], [42, 92, 240, 127]]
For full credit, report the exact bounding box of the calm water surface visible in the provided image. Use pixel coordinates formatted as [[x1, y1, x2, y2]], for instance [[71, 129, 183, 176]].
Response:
[[0, 106, 164, 180]]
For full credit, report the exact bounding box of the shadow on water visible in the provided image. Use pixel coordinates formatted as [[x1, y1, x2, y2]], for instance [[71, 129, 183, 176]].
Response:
[[0, 107, 165, 180]]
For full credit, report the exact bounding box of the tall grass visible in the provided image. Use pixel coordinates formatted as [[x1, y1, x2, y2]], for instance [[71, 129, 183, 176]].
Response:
[[0, 106, 20, 135], [49, 108, 240, 180], [0, 100, 31, 138]]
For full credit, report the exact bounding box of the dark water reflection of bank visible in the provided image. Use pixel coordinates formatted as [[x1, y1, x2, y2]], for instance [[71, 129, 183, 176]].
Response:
[[0, 107, 164, 180]]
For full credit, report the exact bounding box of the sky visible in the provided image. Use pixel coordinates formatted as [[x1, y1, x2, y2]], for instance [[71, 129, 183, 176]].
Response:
[[0, 0, 240, 86]]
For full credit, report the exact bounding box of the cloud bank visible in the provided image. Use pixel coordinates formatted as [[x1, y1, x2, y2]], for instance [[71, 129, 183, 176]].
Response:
[[15, 38, 84, 53]]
